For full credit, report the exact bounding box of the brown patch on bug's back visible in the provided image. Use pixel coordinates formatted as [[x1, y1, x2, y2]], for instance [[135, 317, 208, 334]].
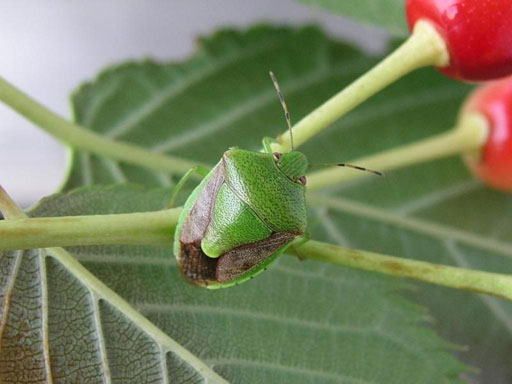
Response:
[[216, 232, 297, 283], [178, 163, 225, 285], [179, 241, 217, 285], [180, 163, 224, 244]]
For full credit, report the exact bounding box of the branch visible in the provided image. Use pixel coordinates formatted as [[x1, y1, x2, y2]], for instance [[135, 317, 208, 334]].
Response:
[[2, 181, 510, 300], [291, 240, 512, 301], [0, 199, 510, 300], [0, 209, 181, 250], [306, 113, 488, 190], [0, 76, 205, 176], [0, 185, 25, 219], [272, 21, 448, 152]]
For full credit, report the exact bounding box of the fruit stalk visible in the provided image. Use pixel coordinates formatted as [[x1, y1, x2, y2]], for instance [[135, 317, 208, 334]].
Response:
[[2, 187, 511, 301], [1, 185, 181, 250], [2, 186, 511, 300], [0, 185, 24, 219], [0, 76, 202, 175], [1, 207, 510, 301], [307, 113, 489, 190], [273, 21, 448, 152], [291, 240, 512, 301]]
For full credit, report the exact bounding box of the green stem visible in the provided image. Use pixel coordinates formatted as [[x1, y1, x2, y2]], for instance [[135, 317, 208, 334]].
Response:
[[273, 21, 449, 152], [0, 76, 203, 175], [1, 185, 511, 300], [0, 185, 25, 219], [292, 240, 512, 301], [307, 113, 489, 190], [0, 209, 181, 250]]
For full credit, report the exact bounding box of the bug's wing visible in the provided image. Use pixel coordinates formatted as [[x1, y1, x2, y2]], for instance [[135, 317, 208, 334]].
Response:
[[201, 183, 272, 258], [177, 163, 224, 284], [180, 164, 224, 244], [216, 232, 296, 283]]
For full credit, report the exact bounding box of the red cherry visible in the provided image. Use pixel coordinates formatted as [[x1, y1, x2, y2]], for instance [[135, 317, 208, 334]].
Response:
[[406, 0, 512, 81], [462, 77, 512, 190]]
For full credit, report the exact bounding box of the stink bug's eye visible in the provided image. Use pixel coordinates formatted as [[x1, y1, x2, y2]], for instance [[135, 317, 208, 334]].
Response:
[[273, 152, 282, 162], [298, 176, 307, 186]]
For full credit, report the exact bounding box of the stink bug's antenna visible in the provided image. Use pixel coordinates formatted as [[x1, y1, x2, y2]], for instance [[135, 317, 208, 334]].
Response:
[[269, 71, 382, 178], [337, 163, 383, 176], [310, 162, 384, 177], [269, 71, 294, 150]]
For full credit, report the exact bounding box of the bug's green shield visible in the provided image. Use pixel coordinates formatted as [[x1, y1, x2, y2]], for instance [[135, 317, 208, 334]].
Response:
[[174, 149, 307, 288]]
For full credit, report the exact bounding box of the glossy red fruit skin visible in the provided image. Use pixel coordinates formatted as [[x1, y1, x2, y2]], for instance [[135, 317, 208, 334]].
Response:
[[463, 77, 512, 191], [406, 0, 512, 81]]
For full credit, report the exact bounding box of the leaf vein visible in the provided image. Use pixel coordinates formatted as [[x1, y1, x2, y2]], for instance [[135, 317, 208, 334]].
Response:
[[310, 194, 512, 258], [139, 303, 382, 335], [106, 37, 287, 139], [0, 250, 23, 350], [206, 358, 375, 384], [99, 158, 128, 183], [80, 153, 94, 186], [444, 240, 512, 334], [151, 58, 368, 153], [39, 252, 54, 384], [396, 179, 482, 215], [46, 247, 227, 383], [90, 294, 112, 383]]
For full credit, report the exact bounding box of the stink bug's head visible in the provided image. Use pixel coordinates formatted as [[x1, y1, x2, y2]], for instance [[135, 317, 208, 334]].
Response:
[[269, 71, 308, 186], [273, 151, 308, 185]]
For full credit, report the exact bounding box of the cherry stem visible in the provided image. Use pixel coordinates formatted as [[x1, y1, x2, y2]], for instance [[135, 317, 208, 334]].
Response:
[[0, 185, 25, 219], [290, 240, 512, 301], [1, 183, 181, 249], [306, 113, 489, 190], [273, 21, 449, 152], [0, 76, 203, 176], [1, 185, 511, 300], [0, 209, 181, 251]]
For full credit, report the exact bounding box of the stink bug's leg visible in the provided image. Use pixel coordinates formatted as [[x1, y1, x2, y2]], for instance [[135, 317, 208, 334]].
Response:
[[167, 166, 209, 208], [262, 136, 276, 154], [290, 234, 310, 261]]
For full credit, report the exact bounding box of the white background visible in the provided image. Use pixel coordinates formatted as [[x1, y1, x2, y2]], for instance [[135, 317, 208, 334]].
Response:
[[0, 0, 387, 206]]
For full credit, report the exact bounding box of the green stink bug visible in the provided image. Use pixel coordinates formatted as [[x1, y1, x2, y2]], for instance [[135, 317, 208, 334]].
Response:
[[173, 72, 380, 288], [173, 146, 307, 289], [173, 72, 308, 288]]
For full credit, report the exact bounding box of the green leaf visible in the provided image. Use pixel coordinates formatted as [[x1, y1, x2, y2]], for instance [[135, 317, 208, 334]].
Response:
[[60, 25, 511, 381], [299, 0, 408, 36], [0, 184, 465, 383]]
